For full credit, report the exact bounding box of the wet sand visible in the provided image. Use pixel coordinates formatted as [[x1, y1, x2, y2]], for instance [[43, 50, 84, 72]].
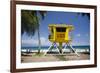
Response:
[[21, 52, 90, 63]]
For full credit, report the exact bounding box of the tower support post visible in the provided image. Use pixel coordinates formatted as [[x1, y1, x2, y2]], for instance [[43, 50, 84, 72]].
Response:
[[59, 42, 63, 54]]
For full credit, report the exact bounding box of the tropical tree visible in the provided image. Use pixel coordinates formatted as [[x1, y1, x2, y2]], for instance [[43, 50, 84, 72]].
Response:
[[21, 10, 46, 54], [77, 13, 90, 19]]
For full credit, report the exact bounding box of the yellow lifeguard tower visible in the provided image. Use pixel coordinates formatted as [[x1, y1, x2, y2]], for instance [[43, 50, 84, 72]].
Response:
[[45, 24, 79, 56]]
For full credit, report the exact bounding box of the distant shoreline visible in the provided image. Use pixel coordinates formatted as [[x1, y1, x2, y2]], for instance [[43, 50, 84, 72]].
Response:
[[21, 45, 90, 49], [21, 48, 90, 53]]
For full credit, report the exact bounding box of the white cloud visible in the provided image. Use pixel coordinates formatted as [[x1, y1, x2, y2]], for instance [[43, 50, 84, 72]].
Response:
[[76, 34, 81, 37], [21, 38, 38, 46], [22, 37, 51, 46], [41, 37, 51, 46]]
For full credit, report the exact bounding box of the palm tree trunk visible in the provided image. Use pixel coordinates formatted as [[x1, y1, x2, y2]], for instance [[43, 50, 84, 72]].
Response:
[[37, 26, 41, 54]]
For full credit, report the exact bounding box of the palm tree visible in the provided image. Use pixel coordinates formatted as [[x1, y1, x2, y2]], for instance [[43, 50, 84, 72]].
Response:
[[77, 13, 90, 19], [21, 10, 46, 54]]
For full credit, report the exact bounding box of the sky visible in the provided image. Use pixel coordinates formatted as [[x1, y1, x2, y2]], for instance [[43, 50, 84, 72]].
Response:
[[21, 11, 90, 47]]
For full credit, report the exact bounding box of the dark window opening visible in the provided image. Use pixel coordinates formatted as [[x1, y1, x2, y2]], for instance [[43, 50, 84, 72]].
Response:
[[56, 27, 66, 32]]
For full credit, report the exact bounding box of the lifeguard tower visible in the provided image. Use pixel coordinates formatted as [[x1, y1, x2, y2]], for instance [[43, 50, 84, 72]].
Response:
[[45, 24, 79, 56]]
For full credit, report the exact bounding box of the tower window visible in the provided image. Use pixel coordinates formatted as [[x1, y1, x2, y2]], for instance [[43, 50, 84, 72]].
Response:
[[56, 27, 66, 32]]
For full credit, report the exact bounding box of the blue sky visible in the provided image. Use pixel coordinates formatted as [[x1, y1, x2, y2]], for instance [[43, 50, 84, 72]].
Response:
[[21, 11, 90, 47]]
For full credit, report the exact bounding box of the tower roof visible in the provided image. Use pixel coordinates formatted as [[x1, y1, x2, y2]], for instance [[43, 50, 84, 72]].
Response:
[[48, 24, 74, 29]]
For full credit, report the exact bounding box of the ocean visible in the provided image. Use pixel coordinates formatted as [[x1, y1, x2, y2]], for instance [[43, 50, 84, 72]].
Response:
[[21, 45, 90, 50], [21, 45, 90, 53]]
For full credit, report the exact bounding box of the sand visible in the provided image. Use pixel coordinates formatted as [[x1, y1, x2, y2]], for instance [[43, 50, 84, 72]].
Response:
[[21, 52, 90, 63]]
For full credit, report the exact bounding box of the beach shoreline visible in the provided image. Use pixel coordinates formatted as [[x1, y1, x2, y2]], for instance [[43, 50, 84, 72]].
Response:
[[21, 51, 90, 63], [21, 48, 90, 53]]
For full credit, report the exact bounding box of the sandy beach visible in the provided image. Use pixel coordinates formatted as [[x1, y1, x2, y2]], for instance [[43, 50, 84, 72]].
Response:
[[21, 52, 90, 63]]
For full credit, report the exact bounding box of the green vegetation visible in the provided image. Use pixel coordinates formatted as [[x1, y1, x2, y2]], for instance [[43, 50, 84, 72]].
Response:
[[32, 52, 44, 57], [21, 10, 46, 54]]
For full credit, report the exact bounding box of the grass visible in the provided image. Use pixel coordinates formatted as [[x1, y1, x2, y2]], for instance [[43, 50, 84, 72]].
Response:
[[32, 52, 44, 57]]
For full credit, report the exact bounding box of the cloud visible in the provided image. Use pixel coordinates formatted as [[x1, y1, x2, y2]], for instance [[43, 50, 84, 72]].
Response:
[[22, 37, 51, 47], [76, 34, 81, 37], [21, 38, 38, 46]]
